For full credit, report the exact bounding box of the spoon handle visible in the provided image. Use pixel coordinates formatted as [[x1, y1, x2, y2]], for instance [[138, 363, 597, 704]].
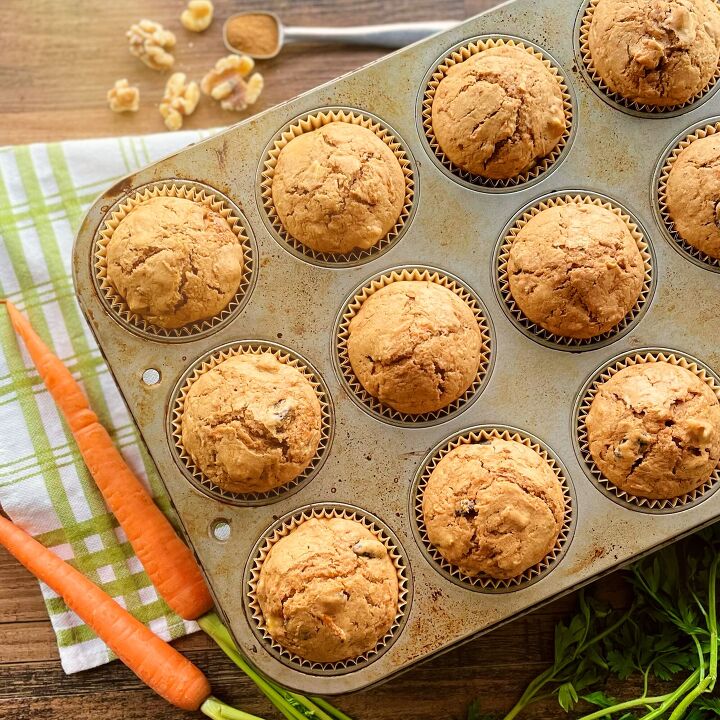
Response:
[[282, 21, 458, 49]]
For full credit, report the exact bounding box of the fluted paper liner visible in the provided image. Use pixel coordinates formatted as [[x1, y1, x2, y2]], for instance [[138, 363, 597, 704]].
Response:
[[94, 181, 255, 340], [334, 267, 494, 426], [411, 426, 574, 592], [495, 193, 654, 350], [574, 350, 720, 511], [259, 108, 415, 266], [245, 504, 411, 674], [169, 341, 333, 506], [578, 0, 720, 114], [656, 121, 720, 270], [420, 36, 573, 189]]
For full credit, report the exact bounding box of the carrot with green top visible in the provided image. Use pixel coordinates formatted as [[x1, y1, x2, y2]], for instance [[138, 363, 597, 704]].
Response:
[[2, 300, 213, 621]]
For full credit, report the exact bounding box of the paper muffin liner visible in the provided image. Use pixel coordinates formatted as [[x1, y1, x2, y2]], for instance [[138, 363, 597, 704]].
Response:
[[494, 192, 655, 351], [577, 0, 720, 116], [168, 340, 333, 506], [419, 36, 574, 191], [410, 425, 575, 592], [573, 349, 720, 513], [258, 107, 416, 267], [94, 181, 256, 341], [244, 503, 411, 674], [655, 120, 720, 272], [333, 266, 494, 427]]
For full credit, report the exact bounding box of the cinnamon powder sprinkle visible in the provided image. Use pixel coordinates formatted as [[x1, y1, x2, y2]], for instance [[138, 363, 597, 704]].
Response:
[[226, 13, 280, 57]]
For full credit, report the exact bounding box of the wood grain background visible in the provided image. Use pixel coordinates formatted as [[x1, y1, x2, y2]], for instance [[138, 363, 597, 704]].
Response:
[[0, 1, 632, 718]]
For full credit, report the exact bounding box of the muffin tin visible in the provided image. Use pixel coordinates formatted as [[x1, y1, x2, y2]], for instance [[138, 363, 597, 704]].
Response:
[[72, 0, 720, 695]]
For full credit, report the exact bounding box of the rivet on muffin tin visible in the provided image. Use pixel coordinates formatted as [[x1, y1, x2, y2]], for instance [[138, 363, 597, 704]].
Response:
[[493, 191, 656, 352], [575, 0, 720, 118], [93, 180, 257, 342], [410, 425, 576, 593], [573, 348, 720, 513], [244, 503, 412, 675], [654, 118, 720, 273], [256, 107, 417, 268], [168, 340, 333, 506], [333, 266, 495, 428], [418, 35, 576, 193]]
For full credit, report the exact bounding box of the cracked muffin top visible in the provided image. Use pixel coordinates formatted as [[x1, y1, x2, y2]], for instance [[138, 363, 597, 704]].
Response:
[[507, 203, 645, 339], [430, 44, 567, 180], [347, 281, 483, 415], [271, 122, 406, 255], [588, 0, 720, 107], [256, 517, 399, 663], [586, 362, 720, 499], [106, 196, 244, 329], [666, 132, 720, 259], [422, 438, 565, 580], [180, 353, 322, 494]]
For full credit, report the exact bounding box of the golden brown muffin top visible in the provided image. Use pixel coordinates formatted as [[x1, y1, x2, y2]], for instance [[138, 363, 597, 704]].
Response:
[[180, 353, 322, 494], [586, 362, 720, 499], [106, 196, 243, 329], [507, 204, 645, 339], [422, 439, 565, 580], [271, 122, 406, 254], [666, 132, 720, 259], [431, 45, 566, 179], [347, 281, 483, 415], [256, 517, 399, 663], [588, 0, 720, 107]]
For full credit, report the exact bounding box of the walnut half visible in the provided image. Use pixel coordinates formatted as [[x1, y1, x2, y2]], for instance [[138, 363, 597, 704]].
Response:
[[181, 0, 214, 32], [107, 79, 140, 113], [200, 55, 264, 112], [159, 72, 200, 131], [127, 19, 176, 71]]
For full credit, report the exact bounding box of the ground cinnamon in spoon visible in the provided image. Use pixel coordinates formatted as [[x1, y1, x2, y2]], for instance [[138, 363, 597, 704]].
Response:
[[226, 13, 280, 57]]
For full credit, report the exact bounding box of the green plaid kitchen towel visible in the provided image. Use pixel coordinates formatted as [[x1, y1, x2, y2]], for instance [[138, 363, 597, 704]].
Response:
[[0, 129, 219, 673]]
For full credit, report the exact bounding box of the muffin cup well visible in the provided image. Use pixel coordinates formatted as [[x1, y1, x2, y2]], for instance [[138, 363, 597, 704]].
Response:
[[333, 266, 494, 427], [655, 119, 720, 272], [573, 349, 720, 513], [419, 35, 574, 191], [168, 340, 333, 506], [576, 0, 720, 116], [410, 425, 575, 592], [94, 181, 256, 341], [257, 107, 416, 268], [244, 503, 412, 675], [494, 192, 655, 351]]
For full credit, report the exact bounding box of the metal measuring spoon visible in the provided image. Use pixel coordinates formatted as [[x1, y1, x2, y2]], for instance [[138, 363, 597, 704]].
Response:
[[223, 11, 458, 60]]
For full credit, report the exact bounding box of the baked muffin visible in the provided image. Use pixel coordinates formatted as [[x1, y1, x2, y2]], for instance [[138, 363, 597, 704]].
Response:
[[271, 122, 406, 254], [588, 0, 720, 107], [431, 44, 566, 179], [507, 203, 645, 339], [347, 281, 483, 415], [180, 353, 322, 493], [422, 439, 565, 580], [106, 196, 243, 329], [586, 362, 720, 499], [256, 517, 399, 663], [666, 133, 720, 259]]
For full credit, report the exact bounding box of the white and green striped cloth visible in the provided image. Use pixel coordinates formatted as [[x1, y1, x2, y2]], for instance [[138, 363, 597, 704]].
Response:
[[0, 129, 219, 673]]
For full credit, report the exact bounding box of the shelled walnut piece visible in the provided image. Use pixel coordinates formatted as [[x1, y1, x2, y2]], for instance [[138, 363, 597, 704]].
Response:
[[181, 0, 214, 32], [107, 80, 140, 113], [201, 55, 264, 111], [127, 19, 176, 71], [160, 73, 200, 131]]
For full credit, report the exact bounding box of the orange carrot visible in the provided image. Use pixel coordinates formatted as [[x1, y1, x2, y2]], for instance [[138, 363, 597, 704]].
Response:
[[0, 514, 211, 711], [3, 301, 213, 620]]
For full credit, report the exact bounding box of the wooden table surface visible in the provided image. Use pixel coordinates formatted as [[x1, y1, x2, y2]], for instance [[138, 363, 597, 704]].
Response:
[[0, 1, 633, 718]]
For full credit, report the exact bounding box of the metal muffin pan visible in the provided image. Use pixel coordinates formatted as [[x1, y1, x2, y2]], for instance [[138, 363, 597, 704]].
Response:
[[72, 0, 720, 695]]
